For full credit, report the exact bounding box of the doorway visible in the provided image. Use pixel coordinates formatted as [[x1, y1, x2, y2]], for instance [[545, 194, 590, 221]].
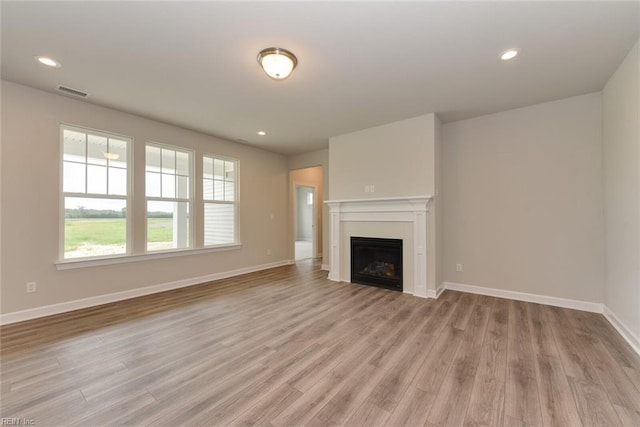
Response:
[[295, 185, 315, 260]]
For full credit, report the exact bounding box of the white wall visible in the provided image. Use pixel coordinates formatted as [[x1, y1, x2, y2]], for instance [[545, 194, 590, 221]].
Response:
[[288, 150, 328, 263], [442, 92, 605, 304], [1, 81, 289, 315], [602, 40, 640, 340], [329, 114, 435, 200]]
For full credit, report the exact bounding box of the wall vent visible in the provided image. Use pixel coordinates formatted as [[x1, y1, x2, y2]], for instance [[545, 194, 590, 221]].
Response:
[[56, 85, 89, 98]]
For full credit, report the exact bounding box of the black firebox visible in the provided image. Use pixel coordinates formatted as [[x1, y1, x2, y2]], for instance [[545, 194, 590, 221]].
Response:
[[350, 236, 403, 292]]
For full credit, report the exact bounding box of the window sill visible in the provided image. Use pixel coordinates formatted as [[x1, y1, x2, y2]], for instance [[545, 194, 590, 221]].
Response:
[[55, 244, 242, 270]]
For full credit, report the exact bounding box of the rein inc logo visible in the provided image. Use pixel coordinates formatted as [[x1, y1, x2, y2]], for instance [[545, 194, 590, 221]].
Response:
[[1, 419, 34, 426]]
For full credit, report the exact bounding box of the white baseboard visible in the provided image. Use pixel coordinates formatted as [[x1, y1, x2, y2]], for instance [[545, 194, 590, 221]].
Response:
[[426, 285, 445, 299], [321, 264, 330, 271], [603, 306, 640, 356], [5, 266, 637, 358], [439, 281, 639, 357], [443, 281, 604, 313], [0, 260, 293, 326]]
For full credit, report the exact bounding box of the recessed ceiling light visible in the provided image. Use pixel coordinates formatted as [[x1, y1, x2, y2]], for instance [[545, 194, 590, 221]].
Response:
[[257, 131, 266, 136], [34, 56, 61, 68], [500, 49, 519, 61]]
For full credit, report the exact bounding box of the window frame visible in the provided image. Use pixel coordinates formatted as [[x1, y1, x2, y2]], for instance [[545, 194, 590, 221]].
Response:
[[202, 153, 240, 247], [56, 125, 244, 270], [59, 124, 133, 261], [144, 141, 195, 253]]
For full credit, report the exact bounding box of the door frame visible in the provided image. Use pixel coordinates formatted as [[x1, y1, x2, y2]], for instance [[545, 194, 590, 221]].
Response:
[[293, 183, 317, 260]]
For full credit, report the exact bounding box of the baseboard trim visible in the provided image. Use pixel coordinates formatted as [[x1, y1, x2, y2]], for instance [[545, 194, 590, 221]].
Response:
[[443, 281, 604, 313], [321, 264, 330, 271], [5, 267, 637, 357], [0, 260, 293, 326], [426, 281, 639, 357], [426, 285, 445, 299], [603, 306, 640, 356]]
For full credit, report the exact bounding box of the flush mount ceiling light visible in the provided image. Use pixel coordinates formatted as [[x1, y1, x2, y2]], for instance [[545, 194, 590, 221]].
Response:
[[257, 47, 298, 80], [34, 55, 61, 68], [257, 131, 267, 136], [103, 152, 120, 160], [500, 48, 520, 61]]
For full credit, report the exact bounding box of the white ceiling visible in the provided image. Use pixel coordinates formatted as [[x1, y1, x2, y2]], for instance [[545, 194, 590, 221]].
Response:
[[2, 1, 638, 155]]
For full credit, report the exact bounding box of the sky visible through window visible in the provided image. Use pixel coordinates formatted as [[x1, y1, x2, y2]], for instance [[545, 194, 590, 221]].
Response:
[[62, 126, 130, 259]]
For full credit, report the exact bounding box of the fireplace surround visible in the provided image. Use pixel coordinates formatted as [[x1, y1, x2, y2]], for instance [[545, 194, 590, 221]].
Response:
[[325, 196, 433, 298]]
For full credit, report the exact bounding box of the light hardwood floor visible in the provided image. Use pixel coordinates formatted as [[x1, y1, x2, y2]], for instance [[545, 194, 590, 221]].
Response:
[[1, 260, 639, 426]]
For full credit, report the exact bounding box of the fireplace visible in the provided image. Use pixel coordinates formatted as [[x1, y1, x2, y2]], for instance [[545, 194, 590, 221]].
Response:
[[351, 236, 403, 291], [326, 196, 431, 297]]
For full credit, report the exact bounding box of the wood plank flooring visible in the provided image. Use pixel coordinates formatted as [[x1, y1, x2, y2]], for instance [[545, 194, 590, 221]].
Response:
[[2, 260, 640, 426]]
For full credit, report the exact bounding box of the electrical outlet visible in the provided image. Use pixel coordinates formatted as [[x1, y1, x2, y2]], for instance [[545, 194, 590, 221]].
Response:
[[370, 184, 375, 193], [364, 185, 370, 193], [26, 281, 37, 293], [456, 264, 463, 272]]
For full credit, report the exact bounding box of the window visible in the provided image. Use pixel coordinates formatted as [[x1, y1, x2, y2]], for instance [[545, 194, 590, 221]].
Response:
[[61, 125, 130, 259], [203, 155, 238, 246], [145, 143, 193, 251], [58, 124, 240, 268]]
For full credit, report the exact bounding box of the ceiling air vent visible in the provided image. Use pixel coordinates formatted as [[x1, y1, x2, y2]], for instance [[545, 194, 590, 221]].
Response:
[[56, 85, 89, 98]]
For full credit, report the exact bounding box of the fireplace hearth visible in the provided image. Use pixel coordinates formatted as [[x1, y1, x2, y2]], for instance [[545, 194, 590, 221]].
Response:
[[351, 236, 402, 291]]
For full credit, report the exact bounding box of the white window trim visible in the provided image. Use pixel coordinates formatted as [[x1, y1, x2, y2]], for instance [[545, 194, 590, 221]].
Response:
[[203, 153, 240, 247], [59, 124, 133, 262], [145, 141, 196, 253], [57, 126, 245, 268]]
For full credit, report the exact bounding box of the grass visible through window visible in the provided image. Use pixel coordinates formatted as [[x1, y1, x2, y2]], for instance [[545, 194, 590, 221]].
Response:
[[64, 218, 173, 257]]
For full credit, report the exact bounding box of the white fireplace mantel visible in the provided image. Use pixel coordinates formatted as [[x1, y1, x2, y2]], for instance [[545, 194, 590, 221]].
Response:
[[325, 196, 433, 298]]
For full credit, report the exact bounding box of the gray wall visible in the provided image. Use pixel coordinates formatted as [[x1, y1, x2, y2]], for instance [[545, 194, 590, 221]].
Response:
[[603, 40, 640, 338], [288, 150, 328, 263], [442, 92, 605, 303], [328, 114, 435, 200], [1, 81, 289, 315]]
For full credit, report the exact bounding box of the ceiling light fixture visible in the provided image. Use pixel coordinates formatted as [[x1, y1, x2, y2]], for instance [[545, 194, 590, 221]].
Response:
[[500, 49, 519, 61], [257, 131, 267, 136], [102, 152, 120, 160], [257, 47, 297, 80], [34, 56, 61, 68]]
